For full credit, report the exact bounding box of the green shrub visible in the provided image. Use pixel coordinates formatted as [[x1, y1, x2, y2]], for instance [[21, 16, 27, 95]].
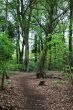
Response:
[[0, 33, 13, 61], [7, 61, 23, 71], [0, 32, 14, 89], [28, 59, 37, 72]]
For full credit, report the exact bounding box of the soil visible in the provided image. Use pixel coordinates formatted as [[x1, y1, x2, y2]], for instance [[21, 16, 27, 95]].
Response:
[[0, 71, 73, 110]]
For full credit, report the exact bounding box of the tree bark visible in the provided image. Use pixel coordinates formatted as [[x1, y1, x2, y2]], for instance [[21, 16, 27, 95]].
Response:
[[1, 72, 5, 90], [24, 32, 29, 71], [69, 0, 73, 67], [69, 0, 73, 84], [34, 34, 38, 62], [36, 45, 47, 78], [24, 2, 33, 71]]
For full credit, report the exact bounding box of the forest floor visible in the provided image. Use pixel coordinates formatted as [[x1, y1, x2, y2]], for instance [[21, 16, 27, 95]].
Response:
[[0, 71, 73, 110]]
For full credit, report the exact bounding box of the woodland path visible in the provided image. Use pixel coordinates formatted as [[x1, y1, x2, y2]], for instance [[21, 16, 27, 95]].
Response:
[[9, 71, 73, 110], [12, 73, 47, 110]]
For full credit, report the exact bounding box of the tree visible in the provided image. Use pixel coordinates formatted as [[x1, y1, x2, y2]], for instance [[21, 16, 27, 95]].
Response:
[[69, 0, 73, 67], [8, 0, 37, 71], [0, 32, 13, 90], [68, 0, 73, 83], [35, 0, 58, 78]]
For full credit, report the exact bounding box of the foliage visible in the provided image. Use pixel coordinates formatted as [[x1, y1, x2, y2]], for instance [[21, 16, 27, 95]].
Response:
[[0, 32, 14, 72], [47, 33, 68, 70], [0, 32, 14, 89], [6, 60, 23, 71], [29, 59, 37, 72], [0, 32, 13, 62]]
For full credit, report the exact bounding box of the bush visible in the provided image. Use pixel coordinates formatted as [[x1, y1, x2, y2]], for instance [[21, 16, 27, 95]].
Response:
[[6, 61, 23, 71], [0, 32, 14, 89], [28, 59, 37, 72], [0, 33, 13, 61]]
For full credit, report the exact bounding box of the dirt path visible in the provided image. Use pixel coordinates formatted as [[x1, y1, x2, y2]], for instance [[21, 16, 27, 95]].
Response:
[[20, 75, 46, 110], [1, 72, 73, 110], [12, 73, 47, 110], [11, 72, 73, 110]]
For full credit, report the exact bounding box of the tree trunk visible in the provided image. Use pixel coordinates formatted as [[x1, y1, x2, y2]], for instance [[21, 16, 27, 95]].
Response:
[[5, 0, 8, 31], [69, 0, 73, 84], [24, 34, 29, 71], [36, 49, 47, 78], [36, 35, 48, 78], [48, 44, 52, 70], [69, 0, 73, 67], [1, 72, 5, 90], [19, 51, 23, 64], [34, 34, 38, 62], [16, 26, 20, 63], [24, 3, 32, 71]]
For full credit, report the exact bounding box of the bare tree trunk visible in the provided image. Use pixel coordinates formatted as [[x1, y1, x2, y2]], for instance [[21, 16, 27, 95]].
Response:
[[1, 72, 5, 90], [69, 0, 73, 84], [36, 46, 47, 78], [5, 0, 8, 31], [24, 3, 33, 71], [69, 0, 73, 66], [48, 44, 52, 70], [34, 34, 38, 62], [24, 33, 29, 71], [16, 26, 20, 63]]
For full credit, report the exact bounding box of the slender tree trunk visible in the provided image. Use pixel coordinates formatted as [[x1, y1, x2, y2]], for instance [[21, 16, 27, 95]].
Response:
[[40, 37, 43, 51], [38, 40, 41, 54], [1, 72, 5, 90], [16, 26, 20, 63], [69, 0, 73, 67], [5, 0, 8, 31], [16, 48, 19, 64], [24, 33, 29, 71], [48, 44, 52, 70], [69, 0, 73, 84], [19, 35, 25, 64], [34, 34, 38, 62]]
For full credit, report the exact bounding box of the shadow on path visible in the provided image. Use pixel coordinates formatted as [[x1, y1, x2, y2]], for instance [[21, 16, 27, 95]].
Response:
[[20, 75, 46, 110]]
